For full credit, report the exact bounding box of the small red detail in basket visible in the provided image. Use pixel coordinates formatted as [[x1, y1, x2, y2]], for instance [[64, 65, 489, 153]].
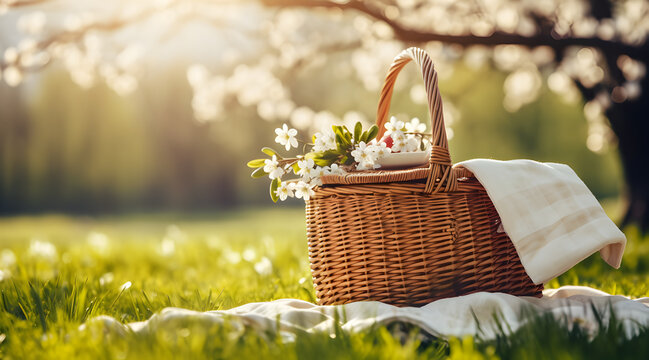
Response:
[[380, 135, 393, 149]]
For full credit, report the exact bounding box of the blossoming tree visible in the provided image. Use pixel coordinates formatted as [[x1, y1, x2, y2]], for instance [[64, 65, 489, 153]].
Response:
[[1, 0, 648, 229]]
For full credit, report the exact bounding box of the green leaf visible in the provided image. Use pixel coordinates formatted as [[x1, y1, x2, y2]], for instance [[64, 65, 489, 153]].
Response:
[[332, 125, 344, 139], [306, 150, 340, 166], [270, 178, 280, 203], [354, 122, 362, 142], [336, 141, 347, 153], [359, 131, 368, 143], [316, 158, 337, 167], [342, 126, 353, 143], [306, 150, 340, 160], [291, 162, 300, 174], [366, 125, 379, 142], [251, 167, 268, 178], [247, 159, 266, 168], [261, 147, 281, 158], [335, 133, 345, 147]]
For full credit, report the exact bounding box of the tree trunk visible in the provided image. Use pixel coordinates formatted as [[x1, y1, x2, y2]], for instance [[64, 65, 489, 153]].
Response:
[[606, 73, 649, 231]]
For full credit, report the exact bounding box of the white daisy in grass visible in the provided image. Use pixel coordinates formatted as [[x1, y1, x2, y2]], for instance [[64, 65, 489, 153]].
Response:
[[242, 247, 256, 262], [263, 155, 284, 179], [274, 123, 298, 151], [254, 257, 273, 276], [0, 269, 11, 282], [87, 231, 110, 253], [0, 250, 16, 268], [160, 238, 175, 256], [120, 281, 132, 291], [223, 248, 242, 264], [28, 239, 57, 261], [99, 272, 114, 286]]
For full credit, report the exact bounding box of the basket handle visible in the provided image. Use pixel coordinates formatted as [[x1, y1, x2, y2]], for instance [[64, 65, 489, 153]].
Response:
[[375, 47, 457, 193]]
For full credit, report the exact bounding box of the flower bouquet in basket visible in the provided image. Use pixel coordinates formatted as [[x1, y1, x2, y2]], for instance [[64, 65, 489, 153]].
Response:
[[247, 117, 431, 202], [246, 47, 542, 308]]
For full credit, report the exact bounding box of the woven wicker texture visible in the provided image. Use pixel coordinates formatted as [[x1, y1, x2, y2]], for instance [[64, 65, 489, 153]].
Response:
[[306, 47, 543, 307]]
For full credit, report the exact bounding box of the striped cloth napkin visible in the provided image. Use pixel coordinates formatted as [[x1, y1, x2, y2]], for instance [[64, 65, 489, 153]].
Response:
[[456, 159, 626, 284]]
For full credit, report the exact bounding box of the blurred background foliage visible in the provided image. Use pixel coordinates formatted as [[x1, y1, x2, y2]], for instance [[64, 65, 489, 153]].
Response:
[[0, 58, 622, 214]]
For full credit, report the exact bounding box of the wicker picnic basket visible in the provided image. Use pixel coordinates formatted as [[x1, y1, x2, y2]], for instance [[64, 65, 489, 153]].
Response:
[[305, 47, 543, 307]]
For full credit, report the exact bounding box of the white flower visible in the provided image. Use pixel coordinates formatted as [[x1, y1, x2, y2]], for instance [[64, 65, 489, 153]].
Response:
[[87, 232, 109, 253], [391, 136, 408, 152], [351, 141, 378, 164], [263, 155, 284, 179], [274, 124, 298, 151], [99, 272, 114, 286], [328, 164, 345, 175], [390, 129, 406, 142], [313, 128, 336, 152], [384, 116, 405, 134], [28, 239, 57, 261], [165, 225, 187, 243], [254, 257, 273, 276], [356, 161, 379, 171], [120, 281, 132, 291], [296, 158, 315, 179], [242, 247, 256, 262], [405, 117, 427, 133], [294, 181, 315, 201], [0, 269, 11, 282], [159, 238, 175, 256], [368, 142, 392, 159], [392, 135, 421, 152], [405, 136, 420, 152], [275, 182, 295, 201], [421, 138, 431, 151], [313, 166, 330, 178], [222, 248, 241, 264], [307, 166, 329, 187], [0, 250, 16, 268]]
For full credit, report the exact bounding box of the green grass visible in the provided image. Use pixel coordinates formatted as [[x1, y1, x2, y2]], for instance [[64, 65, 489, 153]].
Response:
[[0, 207, 648, 359]]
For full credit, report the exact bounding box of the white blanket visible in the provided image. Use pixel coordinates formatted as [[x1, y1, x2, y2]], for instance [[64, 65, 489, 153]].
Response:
[[456, 159, 626, 284], [84, 287, 649, 340]]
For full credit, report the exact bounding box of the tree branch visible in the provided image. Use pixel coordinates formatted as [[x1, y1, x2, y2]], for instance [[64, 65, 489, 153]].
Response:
[[261, 0, 648, 59], [3, 0, 51, 7]]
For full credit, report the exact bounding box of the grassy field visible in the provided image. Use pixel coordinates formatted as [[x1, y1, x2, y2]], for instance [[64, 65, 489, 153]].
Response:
[[1, 207, 649, 359]]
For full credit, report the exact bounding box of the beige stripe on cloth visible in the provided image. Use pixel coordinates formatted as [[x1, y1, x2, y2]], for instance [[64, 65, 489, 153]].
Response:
[[456, 159, 626, 284]]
